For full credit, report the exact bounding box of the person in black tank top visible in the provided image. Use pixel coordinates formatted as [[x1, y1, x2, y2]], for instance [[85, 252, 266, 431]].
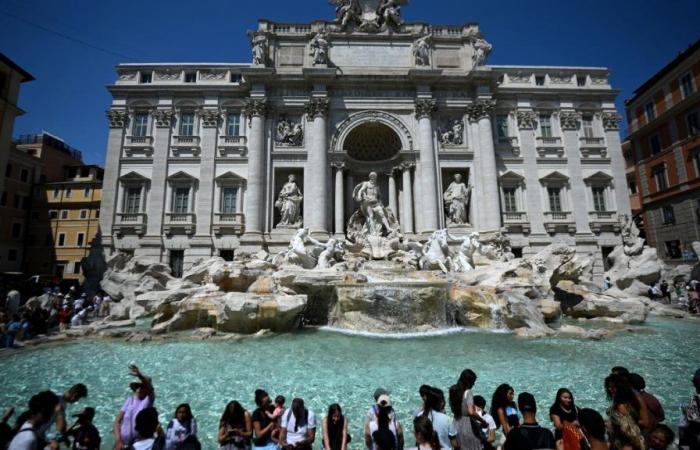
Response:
[[322, 404, 349, 450], [549, 388, 579, 441]]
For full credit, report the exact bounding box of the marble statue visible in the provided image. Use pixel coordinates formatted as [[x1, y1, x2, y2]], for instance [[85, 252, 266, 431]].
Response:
[[275, 228, 323, 269], [472, 38, 492, 67], [249, 32, 268, 66], [443, 174, 472, 225], [438, 119, 464, 146], [310, 31, 330, 65], [275, 116, 304, 146], [418, 229, 455, 273], [275, 175, 303, 228], [330, 0, 361, 30], [316, 238, 344, 269], [353, 172, 393, 236], [453, 232, 481, 272], [619, 214, 645, 256], [377, 0, 406, 30], [413, 33, 432, 66]]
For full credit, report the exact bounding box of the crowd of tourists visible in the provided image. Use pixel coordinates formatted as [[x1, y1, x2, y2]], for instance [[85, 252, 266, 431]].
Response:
[[0, 286, 111, 348], [642, 279, 700, 313], [1, 365, 699, 450]]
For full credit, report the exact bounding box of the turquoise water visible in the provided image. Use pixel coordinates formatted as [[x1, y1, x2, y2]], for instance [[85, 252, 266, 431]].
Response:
[[0, 319, 698, 449]]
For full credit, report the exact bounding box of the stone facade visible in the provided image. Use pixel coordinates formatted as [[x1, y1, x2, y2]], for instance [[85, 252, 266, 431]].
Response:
[[99, 1, 630, 275]]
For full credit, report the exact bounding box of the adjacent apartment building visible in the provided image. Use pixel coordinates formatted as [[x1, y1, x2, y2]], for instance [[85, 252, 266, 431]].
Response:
[[624, 39, 700, 261]]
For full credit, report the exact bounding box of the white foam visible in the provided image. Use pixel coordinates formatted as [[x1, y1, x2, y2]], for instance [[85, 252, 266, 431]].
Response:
[[318, 326, 512, 339]]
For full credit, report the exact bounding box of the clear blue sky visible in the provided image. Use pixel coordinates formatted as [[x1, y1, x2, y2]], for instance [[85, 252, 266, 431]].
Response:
[[1, 0, 699, 166]]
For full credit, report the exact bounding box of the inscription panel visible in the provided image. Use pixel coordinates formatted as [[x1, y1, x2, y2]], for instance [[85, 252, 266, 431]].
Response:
[[278, 46, 304, 66], [435, 49, 461, 68], [331, 42, 412, 68]]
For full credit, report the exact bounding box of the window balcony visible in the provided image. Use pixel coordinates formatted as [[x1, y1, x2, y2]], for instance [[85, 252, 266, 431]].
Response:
[[543, 211, 576, 234], [579, 136, 608, 158], [536, 136, 564, 158], [164, 213, 196, 235], [537, 136, 562, 146], [217, 135, 248, 157], [588, 211, 620, 234], [125, 135, 154, 148], [171, 135, 201, 156], [502, 211, 530, 234], [213, 213, 245, 235], [113, 213, 147, 236]]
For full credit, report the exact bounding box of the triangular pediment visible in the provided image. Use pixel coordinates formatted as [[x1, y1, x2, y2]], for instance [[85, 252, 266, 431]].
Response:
[[119, 171, 150, 182], [215, 171, 246, 182], [539, 171, 569, 183], [499, 170, 525, 182], [583, 171, 614, 183], [167, 171, 198, 181]]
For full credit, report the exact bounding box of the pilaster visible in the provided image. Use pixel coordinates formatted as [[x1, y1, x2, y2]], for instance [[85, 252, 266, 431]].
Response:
[[100, 110, 128, 250], [414, 98, 440, 233], [145, 108, 174, 238], [195, 108, 220, 240], [242, 98, 269, 240], [304, 97, 331, 237]]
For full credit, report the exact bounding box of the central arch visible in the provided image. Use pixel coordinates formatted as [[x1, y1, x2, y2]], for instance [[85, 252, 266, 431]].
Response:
[[330, 110, 414, 158], [343, 122, 402, 162]]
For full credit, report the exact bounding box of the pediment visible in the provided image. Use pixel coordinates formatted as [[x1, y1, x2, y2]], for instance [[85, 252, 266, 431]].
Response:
[[583, 171, 614, 183], [167, 171, 198, 181], [215, 171, 247, 184], [119, 171, 150, 182], [499, 170, 525, 182], [539, 171, 569, 183]]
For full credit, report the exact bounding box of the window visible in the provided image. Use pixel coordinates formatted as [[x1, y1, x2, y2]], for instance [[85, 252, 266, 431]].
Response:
[[503, 187, 517, 212], [65, 188, 72, 198], [221, 187, 238, 214], [230, 73, 242, 83], [53, 188, 60, 198], [84, 187, 91, 197], [80, 210, 88, 219], [665, 240, 682, 259], [662, 205, 675, 224], [687, 111, 700, 136], [226, 113, 241, 136], [95, 209, 100, 219], [11, 222, 22, 239], [592, 187, 606, 212], [496, 115, 509, 142], [49, 210, 58, 219], [179, 112, 195, 136], [652, 165, 668, 191], [21, 196, 29, 210], [628, 180, 637, 195], [0, 191, 5, 206], [576, 75, 587, 87], [73, 261, 81, 274], [645, 102, 656, 122], [548, 187, 562, 212], [582, 115, 594, 138], [76, 232, 85, 247], [61, 210, 69, 219], [680, 72, 695, 98], [173, 187, 190, 213], [693, 149, 700, 176], [57, 233, 66, 246], [140, 72, 152, 84], [170, 250, 184, 278], [539, 114, 553, 138], [5, 163, 11, 177], [8, 249, 17, 262], [184, 72, 196, 83], [20, 168, 29, 182], [535, 76, 545, 86], [133, 113, 149, 137], [13, 194, 21, 208], [124, 187, 142, 214], [650, 135, 661, 155]]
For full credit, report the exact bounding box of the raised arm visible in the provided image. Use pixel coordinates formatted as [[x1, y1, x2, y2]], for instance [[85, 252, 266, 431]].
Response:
[[130, 365, 154, 400]]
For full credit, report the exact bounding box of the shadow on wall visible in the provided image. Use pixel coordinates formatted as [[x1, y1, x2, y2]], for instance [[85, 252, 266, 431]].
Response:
[[80, 228, 107, 296]]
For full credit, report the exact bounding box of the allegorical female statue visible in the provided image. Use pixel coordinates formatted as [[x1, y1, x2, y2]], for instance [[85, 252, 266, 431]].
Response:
[[275, 174, 303, 228], [443, 173, 472, 225]]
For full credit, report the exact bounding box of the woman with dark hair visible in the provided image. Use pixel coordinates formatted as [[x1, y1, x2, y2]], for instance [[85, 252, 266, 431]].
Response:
[[490, 384, 519, 435], [418, 387, 457, 450], [365, 396, 404, 450], [280, 398, 316, 450], [604, 374, 645, 450], [408, 416, 441, 450], [218, 401, 253, 450], [578, 408, 608, 450], [251, 390, 277, 450], [322, 404, 349, 450], [549, 388, 580, 442], [449, 381, 483, 450], [165, 404, 200, 450]]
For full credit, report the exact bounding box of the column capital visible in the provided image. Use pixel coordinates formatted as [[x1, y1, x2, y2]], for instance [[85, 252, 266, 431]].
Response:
[[151, 109, 175, 128], [414, 98, 437, 119], [466, 100, 496, 122], [243, 98, 270, 120], [559, 111, 582, 130], [516, 110, 538, 130], [399, 161, 416, 171], [199, 108, 222, 128], [106, 110, 129, 128], [601, 111, 622, 131], [331, 160, 346, 170], [305, 98, 330, 119]]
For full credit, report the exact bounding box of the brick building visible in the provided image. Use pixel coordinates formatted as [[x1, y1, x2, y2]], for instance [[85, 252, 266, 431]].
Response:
[[624, 39, 700, 261]]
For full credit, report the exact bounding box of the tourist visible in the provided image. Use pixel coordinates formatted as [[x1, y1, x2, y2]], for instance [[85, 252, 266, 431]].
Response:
[[34, 383, 88, 445], [113, 364, 155, 450], [265, 396, 285, 431], [372, 428, 397, 450], [251, 390, 277, 450], [322, 404, 349, 450], [605, 374, 646, 450], [689, 280, 700, 314], [5, 314, 20, 348], [451, 369, 487, 450], [681, 368, 700, 450], [165, 404, 199, 450], [490, 384, 520, 435], [473, 395, 497, 449], [577, 408, 608, 450], [66, 407, 101, 450], [647, 424, 675, 450], [660, 281, 671, 304], [365, 395, 403, 450], [408, 416, 441, 450], [628, 373, 665, 429], [604, 277, 613, 291], [59, 306, 72, 331], [280, 398, 316, 450], [70, 309, 87, 328], [218, 400, 252, 450], [132, 407, 164, 450], [366, 388, 394, 427], [7, 391, 60, 450], [549, 388, 580, 442], [503, 392, 555, 450], [101, 294, 112, 318], [6, 288, 21, 319], [417, 386, 457, 450], [0, 407, 15, 449]]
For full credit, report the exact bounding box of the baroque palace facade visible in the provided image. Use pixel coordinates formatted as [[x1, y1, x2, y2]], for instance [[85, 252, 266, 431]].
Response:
[[100, 0, 630, 274]]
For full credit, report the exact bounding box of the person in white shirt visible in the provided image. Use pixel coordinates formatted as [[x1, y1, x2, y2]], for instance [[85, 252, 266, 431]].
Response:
[[8, 391, 60, 450], [100, 295, 111, 318], [280, 398, 316, 450], [132, 407, 163, 450], [474, 395, 497, 448]]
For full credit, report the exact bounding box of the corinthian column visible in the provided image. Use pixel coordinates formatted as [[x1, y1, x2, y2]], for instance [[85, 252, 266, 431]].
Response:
[[400, 162, 415, 234], [304, 98, 330, 237], [100, 110, 129, 254], [242, 99, 268, 236], [387, 168, 398, 219], [332, 162, 345, 237], [414, 99, 439, 233], [469, 99, 500, 231]]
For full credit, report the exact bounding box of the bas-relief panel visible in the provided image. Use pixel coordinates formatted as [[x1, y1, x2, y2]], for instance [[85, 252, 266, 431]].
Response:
[[330, 42, 412, 68]]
